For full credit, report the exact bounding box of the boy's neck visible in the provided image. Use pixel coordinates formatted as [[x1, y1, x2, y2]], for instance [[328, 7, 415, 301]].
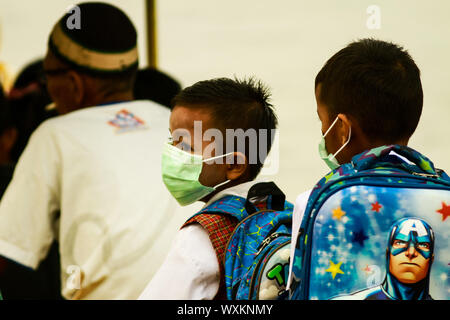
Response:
[[200, 178, 253, 203]]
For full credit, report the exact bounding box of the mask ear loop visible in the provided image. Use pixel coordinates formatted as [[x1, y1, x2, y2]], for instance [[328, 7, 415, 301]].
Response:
[[202, 152, 235, 189], [202, 152, 234, 164], [332, 125, 352, 159], [213, 179, 231, 190], [322, 116, 340, 138]]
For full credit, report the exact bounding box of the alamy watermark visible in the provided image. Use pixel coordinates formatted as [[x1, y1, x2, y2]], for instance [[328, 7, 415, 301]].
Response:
[[66, 5, 81, 30], [366, 5, 381, 29], [171, 121, 280, 175], [66, 264, 82, 290]]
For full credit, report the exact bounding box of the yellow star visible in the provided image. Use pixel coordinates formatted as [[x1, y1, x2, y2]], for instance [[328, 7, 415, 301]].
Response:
[[332, 206, 346, 220], [326, 260, 344, 280]]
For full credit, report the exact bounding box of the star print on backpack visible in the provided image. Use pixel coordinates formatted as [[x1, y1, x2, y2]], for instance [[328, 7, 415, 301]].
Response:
[[290, 144, 450, 300]]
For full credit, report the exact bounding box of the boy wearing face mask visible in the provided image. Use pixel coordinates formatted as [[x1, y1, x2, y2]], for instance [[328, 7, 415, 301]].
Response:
[[287, 38, 429, 291], [139, 77, 281, 300]]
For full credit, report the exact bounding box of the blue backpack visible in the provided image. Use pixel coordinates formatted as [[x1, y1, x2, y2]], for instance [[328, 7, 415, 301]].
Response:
[[193, 181, 294, 300], [290, 145, 450, 300]]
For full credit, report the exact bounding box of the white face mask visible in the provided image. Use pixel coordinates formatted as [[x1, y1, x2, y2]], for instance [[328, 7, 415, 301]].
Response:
[[318, 116, 352, 170]]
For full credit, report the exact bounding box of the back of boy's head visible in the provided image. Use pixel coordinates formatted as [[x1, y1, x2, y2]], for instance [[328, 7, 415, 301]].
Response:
[[172, 77, 278, 180], [315, 38, 423, 144]]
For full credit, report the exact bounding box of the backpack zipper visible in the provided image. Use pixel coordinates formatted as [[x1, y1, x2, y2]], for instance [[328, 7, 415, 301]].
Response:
[[248, 238, 291, 299], [411, 172, 441, 179], [222, 209, 277, 265], [256, 232, 290, 256], [223, 209, 276, 299]]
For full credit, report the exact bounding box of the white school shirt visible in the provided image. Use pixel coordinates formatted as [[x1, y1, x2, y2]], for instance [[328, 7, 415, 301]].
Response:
[[285, 150, 417, 291], [286, 189, 312, 291], [138, 180, 262, 300], [0, 100, 190, 300]]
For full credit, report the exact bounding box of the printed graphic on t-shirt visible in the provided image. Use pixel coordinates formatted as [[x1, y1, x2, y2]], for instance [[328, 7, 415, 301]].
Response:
[[108, 109, 148, 133]]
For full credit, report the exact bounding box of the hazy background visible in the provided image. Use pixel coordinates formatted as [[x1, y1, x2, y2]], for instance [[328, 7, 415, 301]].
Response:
[[1, 0, 449, 202]]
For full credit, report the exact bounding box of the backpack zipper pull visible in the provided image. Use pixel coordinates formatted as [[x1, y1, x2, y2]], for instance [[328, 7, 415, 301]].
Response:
[[256, 233, 281, 255]]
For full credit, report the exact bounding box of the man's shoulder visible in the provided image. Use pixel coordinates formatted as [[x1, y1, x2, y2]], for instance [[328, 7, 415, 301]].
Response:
[[55, 100, 169, 120], [38, 100, 171, 134], [101, 100, 171, 120]]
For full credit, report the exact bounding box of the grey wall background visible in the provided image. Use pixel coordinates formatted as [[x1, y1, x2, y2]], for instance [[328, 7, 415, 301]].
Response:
[[1, 0, 449, 202]]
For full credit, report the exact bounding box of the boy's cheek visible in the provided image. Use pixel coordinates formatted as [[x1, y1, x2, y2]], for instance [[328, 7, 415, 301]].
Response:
[[324, 135, 338, 154], [198, 163, 226, 187]]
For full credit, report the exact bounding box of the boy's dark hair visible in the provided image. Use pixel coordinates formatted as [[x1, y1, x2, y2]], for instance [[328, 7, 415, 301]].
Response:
[[172, 77, 277, 179], [315, 38, 423, 143]]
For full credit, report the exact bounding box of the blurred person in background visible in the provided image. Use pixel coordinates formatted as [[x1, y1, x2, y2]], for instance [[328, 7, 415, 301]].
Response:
[[0, 2, 182, 299], [7, 59, 58, 162], [0, 60, 61, 299], [0, 82, 16, 199], [133, 67, 181, 109]]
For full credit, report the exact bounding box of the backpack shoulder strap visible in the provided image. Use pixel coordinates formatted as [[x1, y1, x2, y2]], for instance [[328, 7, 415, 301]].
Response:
[[183, 213, 239, 266], [182, 196, 245, 300], [196, 195, 248, 220], [183, 214, 238, 300]]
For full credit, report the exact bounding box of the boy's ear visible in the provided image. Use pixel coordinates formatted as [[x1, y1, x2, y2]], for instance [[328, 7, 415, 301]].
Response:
[[225, 152, 248, 181], [337, 113, 352, 145]]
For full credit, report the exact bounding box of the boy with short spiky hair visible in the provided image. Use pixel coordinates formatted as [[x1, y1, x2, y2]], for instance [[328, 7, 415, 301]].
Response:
[[287, 39, 449, 298], [139, 77, 282, 299]]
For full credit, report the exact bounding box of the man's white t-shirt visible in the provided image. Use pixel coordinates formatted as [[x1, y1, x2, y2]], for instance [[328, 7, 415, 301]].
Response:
[[0, 100, 190, 299]]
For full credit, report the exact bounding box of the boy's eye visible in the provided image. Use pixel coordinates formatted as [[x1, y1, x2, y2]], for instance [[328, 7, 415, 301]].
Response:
[[176, 141, 193, 152]]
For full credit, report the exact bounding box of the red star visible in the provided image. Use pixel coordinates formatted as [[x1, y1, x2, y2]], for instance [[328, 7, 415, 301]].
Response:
[[436, 201, 450, 221], [371, 201, 382, 212], [362, 265, 372, 275]]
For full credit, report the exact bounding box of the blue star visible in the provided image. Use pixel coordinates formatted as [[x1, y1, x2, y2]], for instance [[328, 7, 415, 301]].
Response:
[[351, 230, 369, 247]]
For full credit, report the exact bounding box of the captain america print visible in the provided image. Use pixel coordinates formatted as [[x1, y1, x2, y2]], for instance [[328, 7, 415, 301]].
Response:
[[333, 218, 435, 300]]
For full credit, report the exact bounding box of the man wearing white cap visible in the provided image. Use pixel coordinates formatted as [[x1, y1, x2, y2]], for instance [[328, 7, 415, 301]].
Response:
[[0, 2, 186, 299]]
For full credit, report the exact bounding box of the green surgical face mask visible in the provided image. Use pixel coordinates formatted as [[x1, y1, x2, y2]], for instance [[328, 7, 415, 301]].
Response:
[[161, 143, 233, 206], [318, 116, 351, 170]]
